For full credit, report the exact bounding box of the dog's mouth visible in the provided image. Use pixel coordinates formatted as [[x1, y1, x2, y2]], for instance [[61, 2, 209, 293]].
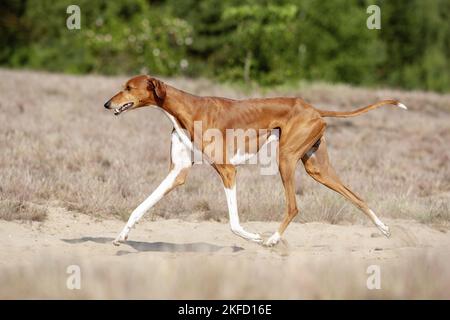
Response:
[[114, 102, 134, 115]]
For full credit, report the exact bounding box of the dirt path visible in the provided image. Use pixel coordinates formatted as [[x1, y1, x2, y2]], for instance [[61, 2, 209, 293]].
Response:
[[1, 207, 449, 299]]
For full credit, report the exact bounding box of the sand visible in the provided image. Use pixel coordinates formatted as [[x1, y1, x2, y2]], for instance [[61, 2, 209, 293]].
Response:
[[1, 205, 449, 299]]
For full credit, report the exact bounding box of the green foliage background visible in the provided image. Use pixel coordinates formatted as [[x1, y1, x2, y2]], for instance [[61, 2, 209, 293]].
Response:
[[1, 0, 449, 92]]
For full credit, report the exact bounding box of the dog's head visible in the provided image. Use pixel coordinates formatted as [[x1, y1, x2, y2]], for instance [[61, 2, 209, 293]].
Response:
[[104, 75, 166, 115]]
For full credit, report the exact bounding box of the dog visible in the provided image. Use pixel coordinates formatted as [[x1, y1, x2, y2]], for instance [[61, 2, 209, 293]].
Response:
[[104, 75, 407, 246]]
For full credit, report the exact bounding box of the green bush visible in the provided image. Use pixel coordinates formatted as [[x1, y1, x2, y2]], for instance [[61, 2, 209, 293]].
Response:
[[380, 0, 450, 92], [1, 0, 449, 92], [3, 0, 192, 75]]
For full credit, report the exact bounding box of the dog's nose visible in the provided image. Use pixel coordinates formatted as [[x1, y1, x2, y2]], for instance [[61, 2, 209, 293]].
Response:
[[104, 100, 111, 109]]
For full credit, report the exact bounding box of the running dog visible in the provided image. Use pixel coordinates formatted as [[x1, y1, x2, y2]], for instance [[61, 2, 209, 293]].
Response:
[[104, 75, 407, 246]]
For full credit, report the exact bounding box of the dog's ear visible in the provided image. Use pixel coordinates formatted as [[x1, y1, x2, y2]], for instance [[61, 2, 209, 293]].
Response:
[[147, 77, 166, 104]]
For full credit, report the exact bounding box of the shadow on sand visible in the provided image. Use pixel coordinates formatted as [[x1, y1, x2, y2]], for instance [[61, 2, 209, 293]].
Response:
[[61, 237, 244, 255]]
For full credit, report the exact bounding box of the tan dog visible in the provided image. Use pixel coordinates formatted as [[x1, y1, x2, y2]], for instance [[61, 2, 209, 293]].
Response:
[[104, 75, 407, 246]]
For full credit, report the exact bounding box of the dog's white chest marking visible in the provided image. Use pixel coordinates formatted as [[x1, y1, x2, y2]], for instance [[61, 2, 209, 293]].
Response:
[[159, 109, 194, 151], [158, 108, 207, 164]]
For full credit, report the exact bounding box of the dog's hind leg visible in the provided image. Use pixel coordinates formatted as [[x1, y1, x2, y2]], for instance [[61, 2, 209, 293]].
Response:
[[301, 137, 390, 237], [265, 117, 326, 246], [214, 164, 262, 243], [265, 153, 298, 246], [113, 132, 192, 246]]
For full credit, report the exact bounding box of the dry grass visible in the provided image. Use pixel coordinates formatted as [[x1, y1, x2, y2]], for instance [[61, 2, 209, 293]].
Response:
[[0, 200, 47, 222], [1, 68, 449, 227]]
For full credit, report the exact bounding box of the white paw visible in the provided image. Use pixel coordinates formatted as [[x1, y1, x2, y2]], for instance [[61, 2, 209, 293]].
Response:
[[372, 212, 391, 238], [231, 226, 262, 243], [378, 224, 391, 238], [264, 232, 281, 247], [249, 234, 263, 243], [112, 228, 129, 246]]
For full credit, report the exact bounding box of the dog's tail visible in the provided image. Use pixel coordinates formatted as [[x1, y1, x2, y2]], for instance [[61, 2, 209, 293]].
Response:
[[317, 99, 407, 118]]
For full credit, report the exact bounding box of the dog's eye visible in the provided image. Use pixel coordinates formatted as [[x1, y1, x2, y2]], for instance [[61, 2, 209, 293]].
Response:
[[126, 86, 131, 91]]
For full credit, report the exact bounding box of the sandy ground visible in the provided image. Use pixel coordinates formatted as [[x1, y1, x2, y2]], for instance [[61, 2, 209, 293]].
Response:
[[1, 206, 449, 299]]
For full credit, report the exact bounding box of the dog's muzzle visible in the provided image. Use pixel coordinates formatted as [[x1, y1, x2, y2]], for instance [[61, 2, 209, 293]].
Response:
[[113, 102, 134, 115]]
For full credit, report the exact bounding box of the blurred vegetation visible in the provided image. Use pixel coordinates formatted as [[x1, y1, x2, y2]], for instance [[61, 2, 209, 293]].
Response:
[[0, 0, 449, 92]]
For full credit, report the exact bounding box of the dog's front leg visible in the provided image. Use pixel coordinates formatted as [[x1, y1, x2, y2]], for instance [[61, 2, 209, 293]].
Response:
[[112, 167, 189, 245], [214, 164, 262, 243], [224, 184, 262, 242], [113, 132, 192, 246]]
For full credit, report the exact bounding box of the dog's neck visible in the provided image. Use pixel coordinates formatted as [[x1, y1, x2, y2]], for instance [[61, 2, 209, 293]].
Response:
[[156, 84, 199, 133]]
